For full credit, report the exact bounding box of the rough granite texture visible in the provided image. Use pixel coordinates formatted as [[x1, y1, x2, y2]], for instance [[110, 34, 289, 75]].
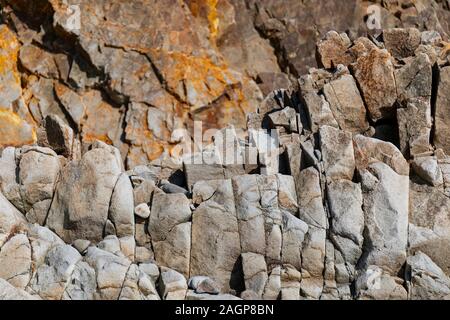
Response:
[[1, 1, 450, 300]]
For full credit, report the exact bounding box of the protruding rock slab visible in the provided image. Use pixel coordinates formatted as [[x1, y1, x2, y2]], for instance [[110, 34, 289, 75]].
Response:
[[190, 179, 241, 293], [148, 193, 191, 277], [46, 143, 122, 243]]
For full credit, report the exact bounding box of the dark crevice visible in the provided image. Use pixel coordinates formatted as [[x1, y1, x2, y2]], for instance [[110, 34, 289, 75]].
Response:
[[430, 62, 440, 146]]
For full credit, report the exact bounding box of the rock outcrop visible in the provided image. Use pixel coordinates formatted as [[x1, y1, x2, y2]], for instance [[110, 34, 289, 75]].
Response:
[[2, 0, 450, 301]]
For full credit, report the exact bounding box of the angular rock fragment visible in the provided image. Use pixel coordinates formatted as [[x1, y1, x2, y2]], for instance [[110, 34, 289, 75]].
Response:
[[355, 266, 407, 300], [353, 135, 410, 176], [327, 180, 364, 267], [397, 98, 433, 157], [84, 247, 131, 300], [317, 31, 353, 69], [358, 162, 409, 274], [241, 253, 268, 298], [294, 167, 326, 299], [119, 264, 160, 300], [412, 156, 444, 186], [109, 173, 135, 238], [395, 53, 432, 104], [383, 28, 421, 59], [323, 74, 369, 133], [18, 146, 60, 217], [0, 233, 31, 289], [319, 126, 355, 181], [352, 47, 397, 121], [31, 245, 82, 300], [159, 267, 188, 300], [408, 252, 450, 300], [434, 66, 450, 154]]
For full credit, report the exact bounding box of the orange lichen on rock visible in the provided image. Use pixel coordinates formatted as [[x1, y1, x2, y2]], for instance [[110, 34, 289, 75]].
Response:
[[149, 49, 240, 109], [0, 25, 22, 108], [81, 90, 122, 146], [187, 0, 219, 41], [0, 109, 36, 146]]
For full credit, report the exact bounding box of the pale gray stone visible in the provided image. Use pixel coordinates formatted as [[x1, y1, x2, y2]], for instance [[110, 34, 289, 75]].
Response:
[[190, 179, 241, 293], [0, 233, 31, 289], [412, 156, 444, 186], [159, 267, 187, 300], [109, 173, 135, 238], [408, 252, 450, 300], [323, 74, 369, 133], [359, 162, 409, 274], [149, 193, 191, 277], [241, 253, 268, 298], [84, 247, 131, 300], [30, 244, 82, 300]]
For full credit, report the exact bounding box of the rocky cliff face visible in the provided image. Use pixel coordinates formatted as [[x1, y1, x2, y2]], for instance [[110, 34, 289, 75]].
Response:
[[1, 0, 450, 167], [1, 0, 450, 300]]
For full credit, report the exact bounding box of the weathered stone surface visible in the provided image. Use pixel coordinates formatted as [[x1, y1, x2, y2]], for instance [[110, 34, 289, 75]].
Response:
[[109, 173, 135, 238], [320, 126, 355, 181], [46, 143, 122, 242], [0, 234, 31, 289], [353, 135, 410, 176], [327, 180, 364, 267], [359, 162, 409, 274], [159, 267, 188, 300], [190, 179, 241, 293], [54, 84, 86, 131], [300, 89, 338, 133], [434, 66, 450, 154], [37, 115, 75, 158], [241, 253, 268, 298], [18, 146, 60, 215], [409, 181, 450, 275], [408, 252, 450, 300], [119, 264, 160, 300], [188, 276, 220, 295], [323, 74, 369, 133], [0, 278, 37, 300], [383, 28, 421, 59], [232, 175, 266, 255], [148, 193, 191, 277], [62, 261, 97, 300], [355, 266, 407, 300], [395, 53, 432, 103], [84, 247, 131, 300], [397, 98, 433, 157], [19, 44, 59, 78], [353, 47, 397, 121], [268, 107, 298, 132], [134, 203, 151, 219], [0, 191, 26, 247], [31, 244, 82, 300], [412, 156, 444, 186], [0, 147, 21, 210], [4, 1, 450, 302]]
